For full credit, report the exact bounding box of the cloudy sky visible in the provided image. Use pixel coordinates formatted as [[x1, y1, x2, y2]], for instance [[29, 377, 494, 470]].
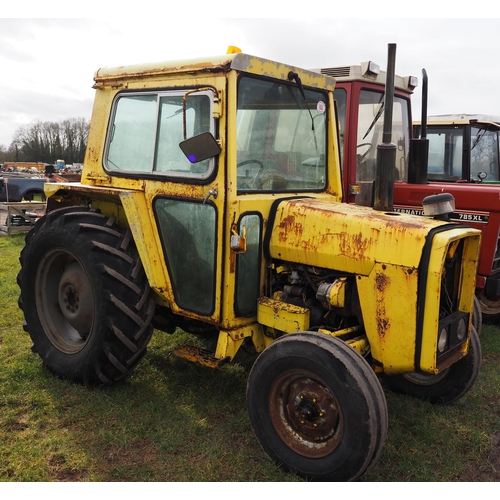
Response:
[[1, 11, 500, 149]]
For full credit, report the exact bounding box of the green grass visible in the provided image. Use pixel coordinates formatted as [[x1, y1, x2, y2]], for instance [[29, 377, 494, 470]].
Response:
[[1, 232, 499, 482]]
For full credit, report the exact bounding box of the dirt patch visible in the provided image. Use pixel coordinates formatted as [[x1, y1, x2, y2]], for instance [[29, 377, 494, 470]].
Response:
[[48, 453, 88, 482], [102, 438, 161, 469], [453, 431, 500, 481]]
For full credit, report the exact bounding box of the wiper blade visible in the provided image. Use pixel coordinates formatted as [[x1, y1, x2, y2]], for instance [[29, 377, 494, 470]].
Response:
[[288, 71, 319, 154], [288, 71, 315, 131], [471, 128, 486, 150], [363, 100, 385, 140]]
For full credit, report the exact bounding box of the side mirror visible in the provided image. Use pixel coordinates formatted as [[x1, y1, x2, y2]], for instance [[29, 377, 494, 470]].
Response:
[[230, 224, 247, 254], [477, 171, 487, 182], [179, 132, 221, 163]]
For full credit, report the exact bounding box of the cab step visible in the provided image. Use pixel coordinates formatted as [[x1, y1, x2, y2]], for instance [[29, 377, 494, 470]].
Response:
[[172, 345, 229, 368]]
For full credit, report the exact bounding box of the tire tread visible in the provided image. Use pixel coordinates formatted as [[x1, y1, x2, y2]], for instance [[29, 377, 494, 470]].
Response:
[[17, 206, 155, 385]]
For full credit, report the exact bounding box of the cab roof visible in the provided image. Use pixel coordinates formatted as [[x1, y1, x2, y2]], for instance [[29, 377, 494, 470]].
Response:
[[420, 114, 500, 129], [93, 52, 336, 91], [312, 63, 417, 93]]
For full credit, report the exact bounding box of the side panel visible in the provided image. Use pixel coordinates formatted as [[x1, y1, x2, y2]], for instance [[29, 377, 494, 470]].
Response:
[[420, 228, 481, 372], [119, 191, 171, 298], [356, 264, 419, 373]]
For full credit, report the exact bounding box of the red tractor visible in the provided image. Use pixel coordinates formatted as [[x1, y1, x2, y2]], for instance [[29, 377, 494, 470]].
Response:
[[320, 61, 498, 323]]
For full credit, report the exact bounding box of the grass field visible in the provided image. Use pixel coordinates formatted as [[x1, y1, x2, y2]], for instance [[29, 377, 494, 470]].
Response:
[[1, 231, 499, 482]]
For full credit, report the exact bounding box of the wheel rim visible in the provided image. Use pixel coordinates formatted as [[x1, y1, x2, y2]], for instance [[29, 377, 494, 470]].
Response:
[[35, 248, 95, 354], [269, 370, 342, 458], [402, 370, 449, 386], [477, 289, 500, 316]]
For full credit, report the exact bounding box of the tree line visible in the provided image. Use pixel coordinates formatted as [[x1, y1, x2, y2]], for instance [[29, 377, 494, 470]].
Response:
[[1, 118, 90, 165]]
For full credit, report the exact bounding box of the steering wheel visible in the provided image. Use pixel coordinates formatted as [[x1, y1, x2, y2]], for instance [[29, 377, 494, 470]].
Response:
[[357, 142, 373, 161], [237, 159, 264, 189]]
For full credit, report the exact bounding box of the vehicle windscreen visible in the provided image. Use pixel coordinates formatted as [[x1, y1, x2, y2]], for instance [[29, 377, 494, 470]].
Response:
[[334, 88, 410, 183], [236, 76, 328, 192], [470, 126, 500, 182], [425, 126, 464, 180], [423, 125, 500, 182]]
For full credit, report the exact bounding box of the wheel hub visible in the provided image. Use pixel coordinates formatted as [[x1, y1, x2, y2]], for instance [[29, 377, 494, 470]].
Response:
[[270, 372, 342, 458], [57, 262, 93, 338], [298, 396, 321, 422], [61, 284, 80, 313], [36, 249, 95, 354]]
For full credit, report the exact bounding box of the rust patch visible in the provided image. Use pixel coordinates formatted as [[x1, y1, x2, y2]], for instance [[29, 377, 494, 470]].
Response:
[[278, 214, 303, 243], [375, 273, 390, 337], [278, 214, 296, 230], [377, 316, 390, 336], [229, 251, 236, 274], [338, 231, 369, 260], [258, 295, 307, 314], [94, 58, 233, 85], [375, 273, 390, 292]]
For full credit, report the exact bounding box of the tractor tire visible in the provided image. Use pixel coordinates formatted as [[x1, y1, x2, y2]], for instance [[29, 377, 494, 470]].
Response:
[[384, 326, 481, 404], [17, 206, 155, 384], [246, 332, 388, 482], [473, 295, 483, 334], [477, 289, 500, 324]]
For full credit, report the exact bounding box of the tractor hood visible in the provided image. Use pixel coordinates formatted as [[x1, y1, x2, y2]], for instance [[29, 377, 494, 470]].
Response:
[[266, 198, 455, 276]]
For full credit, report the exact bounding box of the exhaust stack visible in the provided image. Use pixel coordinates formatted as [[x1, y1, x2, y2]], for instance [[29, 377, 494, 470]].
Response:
[[408, 68, 429, 184], [373, 43, 397, 211]]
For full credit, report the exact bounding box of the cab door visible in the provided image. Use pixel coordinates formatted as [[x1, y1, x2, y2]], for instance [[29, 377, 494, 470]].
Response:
[[104, 80, 226, 324]]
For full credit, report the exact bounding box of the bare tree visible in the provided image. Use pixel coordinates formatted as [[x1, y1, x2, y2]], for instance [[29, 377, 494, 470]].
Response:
[[0, 144, 11, 163], [9, 118, 90, 164]]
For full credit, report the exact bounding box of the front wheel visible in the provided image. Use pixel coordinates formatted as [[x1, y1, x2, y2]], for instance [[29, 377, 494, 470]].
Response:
[[246, 332, 388, 482], [17, 206, 155, 384], [384, 326, 481, 404]]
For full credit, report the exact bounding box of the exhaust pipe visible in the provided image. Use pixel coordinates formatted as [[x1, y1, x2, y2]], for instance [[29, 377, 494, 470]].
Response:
[[408, 68, 429, 184], [373, 43, 397, 211]]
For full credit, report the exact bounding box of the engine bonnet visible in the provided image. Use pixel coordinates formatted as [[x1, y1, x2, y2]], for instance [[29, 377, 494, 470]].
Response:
[[266, 198, 452, 275]]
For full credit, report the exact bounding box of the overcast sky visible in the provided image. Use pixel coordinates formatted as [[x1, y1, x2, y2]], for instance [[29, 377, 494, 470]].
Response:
[[1, 12, 500, 149]]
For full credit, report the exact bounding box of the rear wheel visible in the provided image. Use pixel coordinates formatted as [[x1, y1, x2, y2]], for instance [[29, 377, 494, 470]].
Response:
[[477, 289, 500, 324], [384, 326, 481, 404], [246, 332, 388, 482], [17, 206, 155, 384], [473, 295, 483, 334]]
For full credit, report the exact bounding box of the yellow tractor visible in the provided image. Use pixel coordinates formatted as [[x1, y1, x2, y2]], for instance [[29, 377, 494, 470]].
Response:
[[18, 46, 482, 481]]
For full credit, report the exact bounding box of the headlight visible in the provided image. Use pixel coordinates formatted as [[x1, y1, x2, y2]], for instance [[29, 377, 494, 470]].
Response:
[[437, 312, 469, 358], [438, 328, 448, 353], [457, 317, 467, 342]]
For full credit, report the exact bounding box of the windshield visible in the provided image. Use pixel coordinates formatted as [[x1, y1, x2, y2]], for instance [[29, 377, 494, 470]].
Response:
[[355, 90, 409, 183], [471, 126, 500, 181], [425, 126, 464, 180], [424, 125, 500, 182], [334, 88, 410, 184], [236, 76, 328, 191]]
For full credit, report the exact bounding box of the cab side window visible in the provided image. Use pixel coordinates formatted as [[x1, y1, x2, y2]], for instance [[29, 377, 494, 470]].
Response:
[[155, 198, 217, 315], [105, 90, 216, 180]]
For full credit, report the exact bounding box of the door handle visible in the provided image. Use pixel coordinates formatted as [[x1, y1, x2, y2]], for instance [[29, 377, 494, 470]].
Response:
[[203, 188, 218, 204]]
